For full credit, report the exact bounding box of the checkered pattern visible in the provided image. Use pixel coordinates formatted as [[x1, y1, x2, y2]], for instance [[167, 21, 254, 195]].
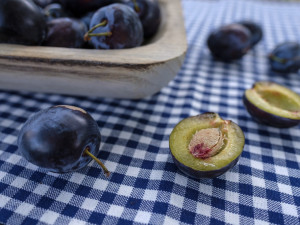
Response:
[[1, 0, 300, 224]]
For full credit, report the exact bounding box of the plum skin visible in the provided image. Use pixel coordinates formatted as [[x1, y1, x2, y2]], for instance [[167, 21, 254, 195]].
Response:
[[87, 3, 143, 49], [171, 154, 241, 179], [268, 42, 300, 73], [238, 21, 263, 47], [43, 18, 87, 48], [243, 94, 300, 128], [0, 0, 47, 45], [124, 0, 161, 38], [207, 24, 251, 61], [18, 105, 101, 173]]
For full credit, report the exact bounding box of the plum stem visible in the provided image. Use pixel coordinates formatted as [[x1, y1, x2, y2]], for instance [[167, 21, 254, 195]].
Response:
[[132, 0, 140, 12], [84, 148, 110, 177], [84, 20, 112, 41]]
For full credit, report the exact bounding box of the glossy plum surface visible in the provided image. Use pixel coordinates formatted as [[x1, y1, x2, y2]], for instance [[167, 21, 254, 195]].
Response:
[[124, 0, 161, 38], [33, 0, 58, 8], [207, 24, 251, 61], [18, 105, 101, 173], [238, 21, 263, 47], [44, 3, 71, 21], [43, 18, 87, 48], [58, 0, 122, 17], [0, 0, 47, 45], [87, 3, 143, 49], [269, 42, 300, 73]]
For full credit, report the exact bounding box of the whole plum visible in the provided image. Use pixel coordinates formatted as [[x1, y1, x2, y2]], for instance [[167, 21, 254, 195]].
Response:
[[124, 0, 161, 38], [85, 3, 143, 49], [0, 0, 47, 45], [207, 24, 251, 61], [18, 105, 109, 176], [269, 42, 300, 73], [43, 18, 87, 48]]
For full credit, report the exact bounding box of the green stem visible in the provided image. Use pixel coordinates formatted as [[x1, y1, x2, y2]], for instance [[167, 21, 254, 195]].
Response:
[[133, 0, 140, 12], [84, 148, 110, 177], [84, 20, 112, 41]]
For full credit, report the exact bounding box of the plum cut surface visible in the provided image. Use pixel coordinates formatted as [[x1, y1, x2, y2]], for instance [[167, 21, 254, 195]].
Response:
[[169, 112, 245, 178], [244, 81, 300, 127]]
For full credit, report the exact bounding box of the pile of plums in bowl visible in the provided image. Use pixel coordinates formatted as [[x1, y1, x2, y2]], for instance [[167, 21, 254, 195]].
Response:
[[207, 21, 263, 61], [0, 0, 161, 49]]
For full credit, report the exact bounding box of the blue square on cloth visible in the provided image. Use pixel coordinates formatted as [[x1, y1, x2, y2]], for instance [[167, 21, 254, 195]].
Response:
[[153, 202, 168, 214], [100, 192, 116, 204], [212, 197, 225, 210], [268, 211, 284, 225], [0, 208, 13, 223], [61, 204, 79, 217], [290, 177, 300, 188], [8, 165, 24, 176], [180, 209, 196, 224], [36, 196, 55, 209], [52, 178, 68, 189], [135, 178, 148, 189], [239, 204, 254, 218], [88, 212, 105, 224], [126, 197, 141, 209], [75, 185, 92, 197], [30, 171, 46, 183], [14, 189, 31, 201], [239, 183, 253, 196]]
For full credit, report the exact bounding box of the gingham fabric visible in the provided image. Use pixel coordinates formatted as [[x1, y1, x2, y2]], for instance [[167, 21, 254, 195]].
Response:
[[1, 0, 300, 224]]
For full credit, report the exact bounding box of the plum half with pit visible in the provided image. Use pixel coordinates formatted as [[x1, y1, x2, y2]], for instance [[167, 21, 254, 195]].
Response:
[[243, 81, 300, 128], [207, 24, 251, 61], [84, 3, 143, 49], [0, 0, 47, 45], [18, 105, 109, 176], [169, 112, 245, 179]]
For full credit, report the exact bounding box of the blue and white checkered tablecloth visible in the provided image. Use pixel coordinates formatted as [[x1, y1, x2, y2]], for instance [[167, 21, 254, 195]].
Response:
[[1, 0, 300, 224]]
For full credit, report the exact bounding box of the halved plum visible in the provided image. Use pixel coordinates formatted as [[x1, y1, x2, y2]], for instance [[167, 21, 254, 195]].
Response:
[[243, 81, 300, 128], [169, 112, 245, 179]]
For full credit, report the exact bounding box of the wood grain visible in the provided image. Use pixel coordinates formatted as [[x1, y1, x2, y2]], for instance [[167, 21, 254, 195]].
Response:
[[0, 0, 187, 99]]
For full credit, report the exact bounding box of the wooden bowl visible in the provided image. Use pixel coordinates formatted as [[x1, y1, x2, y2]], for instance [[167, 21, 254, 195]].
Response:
[[0, 0, 187, 99]]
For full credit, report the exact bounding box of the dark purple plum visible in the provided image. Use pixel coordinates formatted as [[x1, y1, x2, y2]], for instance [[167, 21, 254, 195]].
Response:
[[172, 154, 241, 179], [243, 81, 300, 128], [44, 3, 72, 21], [207, 24, 251, 61], [43, 18, 87, 48], [81, 11, 96, 28], [169, 112, 245, 179], [33, 0, 59, 8], [85, 3, 143, 49], [123, 0, 161, 38], [58, 0, 122, 17], [0, 0, 47, 45], [268, 42, 300, 73], [237, 21, 263, 47], [18, 105, 109, 176]]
